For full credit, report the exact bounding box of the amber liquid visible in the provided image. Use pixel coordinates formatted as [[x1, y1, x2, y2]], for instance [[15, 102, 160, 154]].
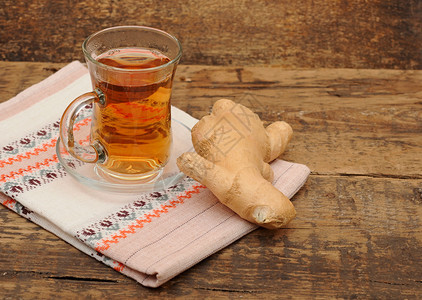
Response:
[[91, 48, 173, 179]]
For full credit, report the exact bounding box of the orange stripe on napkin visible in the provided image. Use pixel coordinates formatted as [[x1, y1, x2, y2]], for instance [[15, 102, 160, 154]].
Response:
[[113, 262, 125, 272], [0, 155, 58, 183], [95, 184, 206, 252], [1, 198, 17, 209], [1, 117, 90, 169], [73, 117, 91, 131], [0, 139, 57, 168]]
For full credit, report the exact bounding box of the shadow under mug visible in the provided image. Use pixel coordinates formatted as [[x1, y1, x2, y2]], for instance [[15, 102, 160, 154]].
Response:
[[59, 26, 182, 182]]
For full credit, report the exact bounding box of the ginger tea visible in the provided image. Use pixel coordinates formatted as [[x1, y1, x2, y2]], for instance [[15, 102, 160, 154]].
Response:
[[90, 48, 174, 178]]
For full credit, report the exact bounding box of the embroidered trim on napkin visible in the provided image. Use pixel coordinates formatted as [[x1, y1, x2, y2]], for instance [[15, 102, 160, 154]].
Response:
[[0, 61, 310, 288]]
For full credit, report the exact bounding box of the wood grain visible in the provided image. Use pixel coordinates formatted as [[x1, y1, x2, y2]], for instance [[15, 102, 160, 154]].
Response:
[[0, 0, 421, 69], [172, 66, 422, 178], [0, 62, 421, 298]]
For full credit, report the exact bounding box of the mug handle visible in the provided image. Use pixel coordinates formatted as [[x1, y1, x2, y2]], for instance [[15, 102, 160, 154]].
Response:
[[59, 88, 107, 164]]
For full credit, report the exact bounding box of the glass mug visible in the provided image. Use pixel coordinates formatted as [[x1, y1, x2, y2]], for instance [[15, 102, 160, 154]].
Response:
[[59, 26, 182, 182]]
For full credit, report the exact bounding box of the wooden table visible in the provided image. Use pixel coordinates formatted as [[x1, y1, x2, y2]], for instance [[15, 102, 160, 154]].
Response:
[[1, 0, 422, 298], [0, 62, 421, 298]]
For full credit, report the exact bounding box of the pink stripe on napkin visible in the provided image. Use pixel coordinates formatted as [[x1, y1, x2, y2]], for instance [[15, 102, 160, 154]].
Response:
[[0, 61, 310, 288], [0, 62, 87, 121]]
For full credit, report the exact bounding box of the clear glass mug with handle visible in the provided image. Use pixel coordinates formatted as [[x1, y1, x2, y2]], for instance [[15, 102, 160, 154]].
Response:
[[59, 26, 182, 182]]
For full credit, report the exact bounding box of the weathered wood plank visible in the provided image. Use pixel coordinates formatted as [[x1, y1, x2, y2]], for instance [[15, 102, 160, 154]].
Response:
[[0, 0, 421, 69], [171, 66, 422, 178]]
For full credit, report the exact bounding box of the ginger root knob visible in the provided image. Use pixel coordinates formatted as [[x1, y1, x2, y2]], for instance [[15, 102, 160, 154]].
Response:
[[177, 99, 295, 229]]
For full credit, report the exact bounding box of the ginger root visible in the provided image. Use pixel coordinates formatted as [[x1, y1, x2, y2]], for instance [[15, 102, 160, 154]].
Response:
[[176, 99, 295, 229]]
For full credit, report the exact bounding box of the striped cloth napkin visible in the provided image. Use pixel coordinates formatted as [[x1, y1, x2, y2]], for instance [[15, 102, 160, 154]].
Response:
[[0, 61, 310, 288]]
